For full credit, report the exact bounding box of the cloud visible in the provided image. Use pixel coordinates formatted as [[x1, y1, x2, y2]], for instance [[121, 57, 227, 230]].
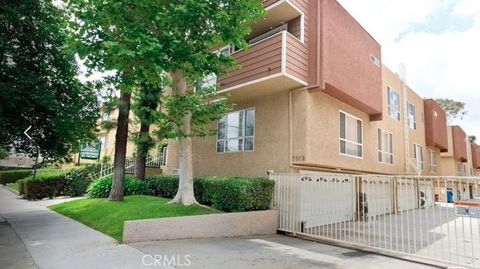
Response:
[[338, 0, 480, 137]]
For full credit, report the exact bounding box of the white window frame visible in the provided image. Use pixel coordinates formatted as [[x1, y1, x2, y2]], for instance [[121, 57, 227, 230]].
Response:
[[457, 162, 467, 176], [339, 111, 363, 159], [387, 86, 401, 121], [378, 128, 393, 164], [407, 102, 417, 130], [161, 146, 168, 166], [414, 144, 424, 172], [99, 136, 107, 148], [195, 73, 217, 92], [216, 108, 255, 154], [102, 112, 110, 121], [429, 149, 437, 174]]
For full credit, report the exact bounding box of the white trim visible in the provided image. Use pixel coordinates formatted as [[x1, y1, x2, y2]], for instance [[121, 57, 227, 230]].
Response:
[[283, 73, 308, 86], [377, 128, 394, 165], [231, 31, 284, 56], [216, 108, 256, 154], [386, 85, 401, 121], [281, 31, 287, 74], [218, 73, 284, 94], [300, 14, 305, 43], [339, 110, 364, 159], [265, 0, 305, 44]]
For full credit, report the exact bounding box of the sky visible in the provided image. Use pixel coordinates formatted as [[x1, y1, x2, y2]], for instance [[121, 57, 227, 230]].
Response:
[[337, 0, 480, 137]]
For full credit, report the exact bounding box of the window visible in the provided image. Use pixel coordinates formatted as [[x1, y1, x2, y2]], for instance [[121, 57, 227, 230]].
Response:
[[387, 86, 400, 120], [99, 136, 107, 148], [407, 103, 416, 129], [217, 108, 255, 153], [102, 112, 109, 121], [196, 73, 217, 92], [378, 129, 393, 164], [457, 162, 467, 176], [340, 111, 363, 158], [429, 149, 437, 173], [160, 145, 168, 166], [414, 144, 424, 171]]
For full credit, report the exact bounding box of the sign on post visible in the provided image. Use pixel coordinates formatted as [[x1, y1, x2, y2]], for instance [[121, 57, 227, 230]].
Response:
[[80, 142, 101, 160]]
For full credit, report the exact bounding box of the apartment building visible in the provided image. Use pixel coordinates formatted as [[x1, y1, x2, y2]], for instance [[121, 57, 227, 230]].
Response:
[[161, 0, 448, 178], [88, 0, 475, 180], [440, 126, 468, 176]]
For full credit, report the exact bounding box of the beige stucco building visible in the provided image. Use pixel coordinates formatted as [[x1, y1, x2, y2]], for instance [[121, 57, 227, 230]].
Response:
[[82, 0, 477, 180]]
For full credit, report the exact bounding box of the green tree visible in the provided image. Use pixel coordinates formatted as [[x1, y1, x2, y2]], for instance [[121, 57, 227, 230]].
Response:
[[0, 147, 7, 160], [0, 0, 98, 162], [131, 82, 163, 180], [67, 0, 171, 200], [151, 1, 264, 205], [469, 135, 477, 144], [436, 98, 468, 124]]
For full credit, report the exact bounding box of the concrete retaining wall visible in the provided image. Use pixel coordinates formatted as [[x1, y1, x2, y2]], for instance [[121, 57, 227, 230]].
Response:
[[123, 210, 278, 243]]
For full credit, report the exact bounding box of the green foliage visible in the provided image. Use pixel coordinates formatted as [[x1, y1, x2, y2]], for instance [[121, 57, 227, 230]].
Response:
[[0, 147, 7, 159], [65, 164, 102, 197], [436, 98, 467, 123], [100, 120, 117, 130], [0, 170, 32, 185], [156, 88, 232, 139], [87, 176, 148, 198], [145, 175, 179, 198], [469, 135, 477, 144], [49, 195, 216, 241], [0, 0, 99, 161], [18, 171, 69, 200], [145, 175, 274, 212]]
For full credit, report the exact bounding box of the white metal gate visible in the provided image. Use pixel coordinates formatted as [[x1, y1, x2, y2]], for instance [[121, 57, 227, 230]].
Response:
[[272, 173, 480, 268]]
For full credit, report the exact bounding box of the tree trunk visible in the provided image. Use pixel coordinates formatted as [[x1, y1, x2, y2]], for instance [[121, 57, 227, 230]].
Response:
[[169, 70, 197, 205], [134, 123, 150, 180], [109, 91, 131, 201]]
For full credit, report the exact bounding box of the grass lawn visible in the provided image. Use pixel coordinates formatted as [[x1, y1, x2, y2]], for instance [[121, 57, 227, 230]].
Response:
[[49, 195, 217, 242], [6, 182, 18, 191]]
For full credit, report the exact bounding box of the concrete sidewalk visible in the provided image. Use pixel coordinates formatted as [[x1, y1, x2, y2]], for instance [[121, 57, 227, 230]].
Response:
[[0, 187, 171, 269], [131, 235, 439, 269]]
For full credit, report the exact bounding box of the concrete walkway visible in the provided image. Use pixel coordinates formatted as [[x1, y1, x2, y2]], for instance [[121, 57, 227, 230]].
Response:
[[0, 187, 171, 269]]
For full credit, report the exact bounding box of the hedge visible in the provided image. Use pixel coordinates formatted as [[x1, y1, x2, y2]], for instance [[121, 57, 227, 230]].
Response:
[[65, 164, 101, 197], [145, 175, 274, 212], [0, 170, 32, 185], [87, 175, 148, 198], [18, 171, 68, 200]]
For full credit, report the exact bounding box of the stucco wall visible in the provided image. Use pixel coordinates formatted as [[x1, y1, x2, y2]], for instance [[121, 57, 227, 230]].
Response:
[[319, 0, 382, 116], [179, 90, 292, 177]]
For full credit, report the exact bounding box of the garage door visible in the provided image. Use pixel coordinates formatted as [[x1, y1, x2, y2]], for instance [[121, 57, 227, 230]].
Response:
[[397, 179, 417, 211], [362, 177, 392, 217]]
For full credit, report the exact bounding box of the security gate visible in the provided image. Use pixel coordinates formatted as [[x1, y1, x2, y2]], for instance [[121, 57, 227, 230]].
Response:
[[272, 173, 480, 268]]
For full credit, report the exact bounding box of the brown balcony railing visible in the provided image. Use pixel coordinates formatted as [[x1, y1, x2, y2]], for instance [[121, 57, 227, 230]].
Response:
[[218, 31, 307, 93]]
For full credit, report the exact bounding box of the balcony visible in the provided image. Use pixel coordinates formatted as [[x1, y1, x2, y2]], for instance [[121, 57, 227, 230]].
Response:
[[451, 126, 468, 162], [218, 31, 307, 100], [424, 99, 448, 152], [471, 143, 480, 169], [254, 0, 305, 42]]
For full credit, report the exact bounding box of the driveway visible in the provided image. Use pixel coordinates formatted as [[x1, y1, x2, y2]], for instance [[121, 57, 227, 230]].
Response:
[[131, 235, 439, 269]]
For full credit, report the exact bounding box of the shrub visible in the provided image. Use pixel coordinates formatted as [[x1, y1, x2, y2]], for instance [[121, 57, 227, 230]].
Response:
[[0, 170, 32, 185], [145, 175, 179, 198], [87, 175, 148, 198], [146, 175, 274, 212], [65, 164, 101, 197], [18, 171, 68, 200]]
